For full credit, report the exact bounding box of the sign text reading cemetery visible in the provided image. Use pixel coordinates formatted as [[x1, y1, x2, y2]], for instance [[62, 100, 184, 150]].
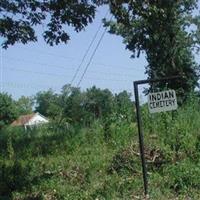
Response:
[[148, 90, 178, 113]]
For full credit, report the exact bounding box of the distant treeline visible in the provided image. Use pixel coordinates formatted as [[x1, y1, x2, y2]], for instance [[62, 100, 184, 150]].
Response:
[[0, 85, 135, 129]]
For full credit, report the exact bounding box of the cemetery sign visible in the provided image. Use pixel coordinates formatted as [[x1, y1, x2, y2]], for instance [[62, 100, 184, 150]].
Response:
[[148, 90, 177, 113]]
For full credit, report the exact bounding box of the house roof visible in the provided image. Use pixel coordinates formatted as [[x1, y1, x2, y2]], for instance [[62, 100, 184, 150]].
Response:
[[11, 113, 36, 126]]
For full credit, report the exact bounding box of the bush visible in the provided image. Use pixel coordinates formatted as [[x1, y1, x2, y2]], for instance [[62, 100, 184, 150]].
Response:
[[0, 160, 33, 197], [163, 159, 200, 193]]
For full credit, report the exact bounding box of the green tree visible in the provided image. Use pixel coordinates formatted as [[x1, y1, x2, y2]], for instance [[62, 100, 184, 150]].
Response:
[[16, 96, 33, 115], [35, 89, 59, 118], [85, 86, 115, 119], [114, 91, 134, 122], [0, 93, 18, 129], [60, 84, 86, 124], [104, 0, 200, 95], [0, 0, 98, 48]]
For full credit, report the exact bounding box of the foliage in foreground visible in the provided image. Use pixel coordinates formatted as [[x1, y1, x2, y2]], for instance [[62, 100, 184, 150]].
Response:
[[0, 97, 200, 199]]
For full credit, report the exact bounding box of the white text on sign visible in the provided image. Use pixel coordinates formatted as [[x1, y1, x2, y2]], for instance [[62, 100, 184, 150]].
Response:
[[148, 90, 178, 113]]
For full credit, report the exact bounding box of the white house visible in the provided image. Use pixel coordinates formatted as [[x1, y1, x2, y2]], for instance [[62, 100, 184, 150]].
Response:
[[11, 112, 49, 129]]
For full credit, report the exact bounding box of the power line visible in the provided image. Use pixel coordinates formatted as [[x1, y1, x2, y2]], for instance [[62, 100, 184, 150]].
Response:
[[2, 81, 61, 90], [70, 10, 109, 85], [4, 66, 138, 83], [19, 46, 145, 72], [4, 63, 138, 78], [88, 70, 135, 78], [5, 55, 145, 76], [84, 76, 132, 82], [92, 62, 145, 72], [4, 56, 76, 71], [4, 66, 71, 78], [77, 16, 113, 87], [2, 81, 135, 95], [20, 46, 79, 62]]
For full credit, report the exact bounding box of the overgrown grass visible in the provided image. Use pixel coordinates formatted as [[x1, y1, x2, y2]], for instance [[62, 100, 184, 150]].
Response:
[[0, 97, 200, 199]]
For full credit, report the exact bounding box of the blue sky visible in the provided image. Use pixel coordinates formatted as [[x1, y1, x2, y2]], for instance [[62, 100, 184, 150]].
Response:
[[0, 5, 199, 100]]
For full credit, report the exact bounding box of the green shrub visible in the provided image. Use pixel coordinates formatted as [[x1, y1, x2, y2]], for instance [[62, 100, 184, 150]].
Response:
[[163, 159, 200, 193], [0, 160, 33, 197]]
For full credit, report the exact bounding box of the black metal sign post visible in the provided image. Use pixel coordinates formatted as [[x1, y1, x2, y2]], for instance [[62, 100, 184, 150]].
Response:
[[133, 76, 182, 196]]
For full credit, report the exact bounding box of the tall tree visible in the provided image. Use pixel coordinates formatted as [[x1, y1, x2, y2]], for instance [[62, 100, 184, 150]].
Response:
[[0, 0, 98, 48], [35, 89, 59, 117], [104, 0, 200, 95], [60, 84, 86, 124], [114, 91, 134, 122], [16, 96, 33, 115], [85, 86, 115, 118], [0, 93, 18, 129]]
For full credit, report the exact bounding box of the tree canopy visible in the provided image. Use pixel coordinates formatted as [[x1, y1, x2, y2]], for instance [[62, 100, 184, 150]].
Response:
[[34, 85, 134, 126], [0, 0, 101, 48], [0, 93, 18, 129], [104, 0, 200, 95], [16, 96, 33, 115]]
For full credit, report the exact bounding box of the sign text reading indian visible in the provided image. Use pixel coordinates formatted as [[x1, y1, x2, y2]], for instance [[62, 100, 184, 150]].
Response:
[[148, 90, 178, 113]]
